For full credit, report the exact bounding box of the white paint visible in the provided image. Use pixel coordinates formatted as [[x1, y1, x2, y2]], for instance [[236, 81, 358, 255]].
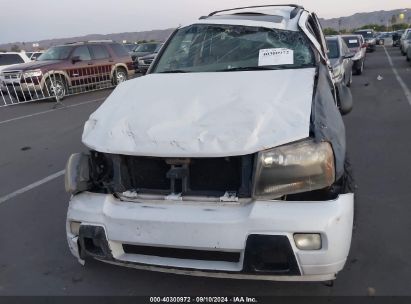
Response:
[[384, 46, 411, 106], [185, 6, 300, 32], [190, 18, 289, 31], [67, 192, 353, 280], [0, 97, 105, 125], [258, 48, 294, 66], [0, 170, 65, 205], [83, 69, 316, 157]]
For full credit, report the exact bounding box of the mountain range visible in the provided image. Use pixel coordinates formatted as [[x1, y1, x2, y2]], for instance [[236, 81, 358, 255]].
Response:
[[1, 8, 410, 51]]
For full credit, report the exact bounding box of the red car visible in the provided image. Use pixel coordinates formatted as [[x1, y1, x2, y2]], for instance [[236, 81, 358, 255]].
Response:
[[0, 41, 134, 101]]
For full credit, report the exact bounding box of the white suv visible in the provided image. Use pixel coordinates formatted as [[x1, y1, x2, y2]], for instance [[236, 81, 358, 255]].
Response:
[[0, 52, 31, 93], [65, 5, 354, 282], [0, 52, 31, 73]]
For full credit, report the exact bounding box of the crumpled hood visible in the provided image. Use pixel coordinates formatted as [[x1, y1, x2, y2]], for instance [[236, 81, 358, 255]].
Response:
[[83, 68, 316, 157]]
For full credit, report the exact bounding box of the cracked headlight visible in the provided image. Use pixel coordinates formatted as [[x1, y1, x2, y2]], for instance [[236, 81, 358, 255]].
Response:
[[65, 153, 91, 195], [253, 140, 335, 200], [23, 70, 42, 78]]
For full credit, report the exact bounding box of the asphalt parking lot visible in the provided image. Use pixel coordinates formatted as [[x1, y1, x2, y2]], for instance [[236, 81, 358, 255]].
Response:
[[0, 46, 410, 296]]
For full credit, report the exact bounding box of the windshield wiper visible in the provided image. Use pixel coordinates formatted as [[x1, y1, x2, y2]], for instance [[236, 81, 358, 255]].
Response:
[[158, 70, 188, 73], [217, 66, 279, 72]]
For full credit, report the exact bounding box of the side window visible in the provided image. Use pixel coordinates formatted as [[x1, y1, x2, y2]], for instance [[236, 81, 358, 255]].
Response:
[[110, 44, 129, 57], [72, 46, 92, 61], [90, 45, 110, 60], [0, 54, 24, 66]]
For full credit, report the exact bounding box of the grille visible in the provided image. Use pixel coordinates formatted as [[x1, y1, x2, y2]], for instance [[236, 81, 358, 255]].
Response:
[[91, 153, 254, 198], [2, 71, 21, 80], [123, 244, 241, 263], [143, 59, 154, 65]]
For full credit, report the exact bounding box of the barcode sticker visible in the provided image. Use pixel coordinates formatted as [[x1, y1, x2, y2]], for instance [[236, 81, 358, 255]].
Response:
[[258, 48, 294, 66]]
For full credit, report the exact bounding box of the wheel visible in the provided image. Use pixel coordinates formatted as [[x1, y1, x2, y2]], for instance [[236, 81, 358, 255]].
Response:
[[45, 75, 67, 101], [114, 67, 128, 85]]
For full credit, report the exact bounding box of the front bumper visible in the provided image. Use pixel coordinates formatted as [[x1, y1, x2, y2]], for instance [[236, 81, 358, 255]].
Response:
[[67, 192, 354, 281]]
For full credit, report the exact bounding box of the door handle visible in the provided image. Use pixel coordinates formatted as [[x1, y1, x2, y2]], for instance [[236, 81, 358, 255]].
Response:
[[88, 62, 93, 66]]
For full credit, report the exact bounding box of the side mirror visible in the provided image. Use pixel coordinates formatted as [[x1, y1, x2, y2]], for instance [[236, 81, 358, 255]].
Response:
[[337, 83, 353, 116], [71, 56, 81, 64]]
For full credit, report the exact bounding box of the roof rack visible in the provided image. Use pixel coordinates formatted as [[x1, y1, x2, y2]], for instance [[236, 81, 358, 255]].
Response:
[[208, 4, 304, 19]]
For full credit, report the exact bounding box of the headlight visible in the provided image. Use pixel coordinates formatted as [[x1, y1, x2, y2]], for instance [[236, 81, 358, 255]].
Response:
[[65, 153, 91, 195], [23, 70, 42, 78], [252, 140, 335, 200]]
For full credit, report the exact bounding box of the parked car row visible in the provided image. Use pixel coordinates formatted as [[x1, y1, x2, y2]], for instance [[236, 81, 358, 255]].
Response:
[[326, 33, 367, 87]]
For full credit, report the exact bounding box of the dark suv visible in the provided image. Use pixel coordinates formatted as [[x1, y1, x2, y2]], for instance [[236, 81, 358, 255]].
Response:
[[0, 41, 134, 101]]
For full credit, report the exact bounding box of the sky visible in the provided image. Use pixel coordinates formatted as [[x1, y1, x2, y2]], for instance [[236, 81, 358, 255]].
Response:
[[0, 0, 409, 44]]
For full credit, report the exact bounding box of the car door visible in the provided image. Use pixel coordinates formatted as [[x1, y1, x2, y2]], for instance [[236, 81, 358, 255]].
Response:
[[89, 44, 112, 87], [68, 45, 94, 91]]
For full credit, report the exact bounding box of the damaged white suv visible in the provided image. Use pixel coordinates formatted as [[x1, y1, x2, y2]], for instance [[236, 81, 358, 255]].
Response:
[[65, 5, 354, 282]]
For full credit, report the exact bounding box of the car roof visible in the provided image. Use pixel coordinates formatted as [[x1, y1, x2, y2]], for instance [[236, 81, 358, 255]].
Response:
[[0, 52, 26, 55], [326, 36, 340, 41], [189, 5, 305, 31]]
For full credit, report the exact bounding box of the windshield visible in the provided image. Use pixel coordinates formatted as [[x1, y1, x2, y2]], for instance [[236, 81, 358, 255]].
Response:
[[37, 46, 73, 61], [153, 24, 315, 73], [123, 44, 136, 52], [134, 43, 159, 53], [326, 40, 340, 59], [342, 37, 360, 48]]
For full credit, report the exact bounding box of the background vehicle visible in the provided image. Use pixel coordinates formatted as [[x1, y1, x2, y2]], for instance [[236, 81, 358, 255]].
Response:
[[376, 32, 393, 46], [0, 41, 134, 101], [327, 36, 354, 86], [0, 52, 31, 74], [66, 5, 354, 283], [405, 32, 411, 61], [342, 35, 366, 75], [123, 43, 137, 53], [0, 52, 31, 93], [393, 30, 404, 47], [136, 43, 163, 74], [131, 42, 163, 69], [354, 29, 377, 52], [29, 51, 45, 61], [400, 28, 411, 55]]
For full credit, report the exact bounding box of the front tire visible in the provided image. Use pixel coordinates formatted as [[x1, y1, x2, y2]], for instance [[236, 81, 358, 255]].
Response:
[[114, 67, 128, 85], [45, 75, 68, 101]]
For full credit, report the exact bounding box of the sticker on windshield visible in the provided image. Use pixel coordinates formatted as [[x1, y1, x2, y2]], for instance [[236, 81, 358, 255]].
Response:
[[258, 48, 294, 66], [349, 39, 358, 43]]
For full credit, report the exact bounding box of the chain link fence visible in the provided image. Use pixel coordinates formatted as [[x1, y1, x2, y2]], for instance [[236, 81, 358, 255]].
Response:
[[0, 65, 132, 107]]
